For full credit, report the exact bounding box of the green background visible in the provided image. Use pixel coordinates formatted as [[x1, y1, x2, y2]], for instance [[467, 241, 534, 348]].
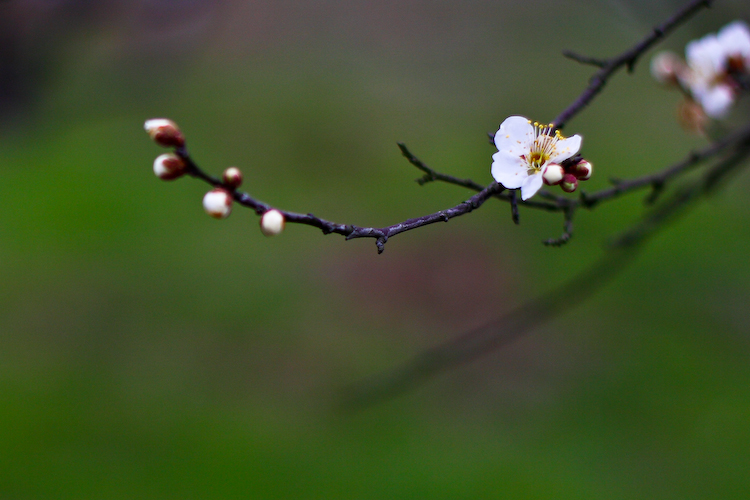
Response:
[[2, 0, 750, 498]]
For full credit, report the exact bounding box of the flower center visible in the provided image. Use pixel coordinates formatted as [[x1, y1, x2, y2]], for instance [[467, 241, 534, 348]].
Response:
[[528, 150, 549, 169], [523, 122, 562, 174]]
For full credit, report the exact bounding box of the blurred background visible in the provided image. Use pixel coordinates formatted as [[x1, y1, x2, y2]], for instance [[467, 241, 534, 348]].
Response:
[[2, 0, 750, 498]]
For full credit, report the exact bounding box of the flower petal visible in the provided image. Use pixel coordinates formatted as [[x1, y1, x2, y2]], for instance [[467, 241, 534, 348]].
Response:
[[549, 134, 582, 164], [697, 84, 735, 118], [686, 35, 725, 82], [718, 21, 750, 59], [494, 116, 534, 152], [491, 150, 527, 189], [520, 172, 543, 200]]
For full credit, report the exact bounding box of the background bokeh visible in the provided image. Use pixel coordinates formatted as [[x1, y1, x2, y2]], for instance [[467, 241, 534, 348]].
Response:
[[2, 0, 750, 498]]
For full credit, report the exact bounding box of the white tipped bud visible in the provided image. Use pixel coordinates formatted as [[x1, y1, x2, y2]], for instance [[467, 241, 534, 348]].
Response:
[[542, 163, 565, 185], [572, 159, 592, 180], [560, 173, 578, 193], [153, 153, 187, 180], [260, 209, 285, 236], [202, 188, 232, 219], [650, 51, 685, 85], [222, 166, 243, 189], [144, 118, 185, 148]]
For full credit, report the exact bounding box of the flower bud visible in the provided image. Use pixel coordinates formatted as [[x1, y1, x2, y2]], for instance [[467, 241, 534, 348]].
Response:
[[202, 188, 232, 219], [572, 159, 593, 180], [650, 51, 685, 85], [678, 99, 708, 136], [542, 163, 564, 185], [260, 209, 285, 236], [153, 153, 187, 180], [222, 166, 243, 189], [144, 118, 185, 148], [560, 173, 578, 193]]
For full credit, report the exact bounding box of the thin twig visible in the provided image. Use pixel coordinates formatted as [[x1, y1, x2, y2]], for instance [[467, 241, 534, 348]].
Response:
[[180, 146, 505, 253], [553, 0, 713, 130], [562, 50, 607, 68]]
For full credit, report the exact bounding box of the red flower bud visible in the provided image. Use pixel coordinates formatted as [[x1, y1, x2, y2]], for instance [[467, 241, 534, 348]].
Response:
[[153, 153, 187, 180], [560, 173, 578, 193], [222, 166, 243, 189], [144, 118, 185, 148], [572, 159, 592, 180]]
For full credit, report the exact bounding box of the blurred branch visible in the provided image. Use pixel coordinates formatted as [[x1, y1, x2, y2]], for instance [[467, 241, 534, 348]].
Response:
[[344, 245, 640, 409], [612, 134, 750, 247], [346, 136, 750, 409]]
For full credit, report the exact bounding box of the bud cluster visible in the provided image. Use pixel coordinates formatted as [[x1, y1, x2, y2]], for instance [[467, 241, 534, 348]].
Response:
[[541, 158, 593, 194], [146, 118, 286, 237]]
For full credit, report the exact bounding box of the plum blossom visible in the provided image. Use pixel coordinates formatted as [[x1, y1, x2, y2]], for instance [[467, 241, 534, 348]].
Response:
[[683, 20, 750, 118], [491, 116, 582, 200], [717, 21, 750, 72]]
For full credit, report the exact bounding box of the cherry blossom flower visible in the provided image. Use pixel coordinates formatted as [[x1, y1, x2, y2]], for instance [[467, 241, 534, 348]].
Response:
[[491, 116, 582, 200], [717, 20, 750, 72], [682, 21, 750, 118]]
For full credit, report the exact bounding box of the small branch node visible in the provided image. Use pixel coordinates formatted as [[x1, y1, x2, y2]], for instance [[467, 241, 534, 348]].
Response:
[[416, 173, 436, 186], [376, 236, 388, 254], [579, 190, 597, 209]]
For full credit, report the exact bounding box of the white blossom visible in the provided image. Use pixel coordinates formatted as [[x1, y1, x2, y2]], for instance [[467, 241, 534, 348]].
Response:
[[682, 21, 750, 118], [491, 116, 582, 200]]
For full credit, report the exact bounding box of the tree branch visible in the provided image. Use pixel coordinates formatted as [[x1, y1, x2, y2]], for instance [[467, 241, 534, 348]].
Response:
[[150, 0, 716, 251], [553, 0, 713, 130], [345, 137, 750, 409]]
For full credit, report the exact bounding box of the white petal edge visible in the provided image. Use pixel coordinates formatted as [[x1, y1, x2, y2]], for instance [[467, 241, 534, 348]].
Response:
[[718, 21, 750, 58], [699, 84, 735, 118], [520, 173, 543, 201], [494, 116, 534, 152], [491, 150, 528, 189], [549, 134, 582, 164]]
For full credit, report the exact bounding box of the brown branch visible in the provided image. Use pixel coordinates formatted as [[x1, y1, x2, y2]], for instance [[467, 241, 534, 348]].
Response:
[[151, 0, 715, 252], [344, 133, 750, 409], [553, 0, 713, 130], [178, 146, 504, 254]]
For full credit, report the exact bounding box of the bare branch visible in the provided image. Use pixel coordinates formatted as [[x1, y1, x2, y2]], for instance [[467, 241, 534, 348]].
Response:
[[553, 0, 713, 130], [152, 0, 723, 251], [562, 50, 607, 68]]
